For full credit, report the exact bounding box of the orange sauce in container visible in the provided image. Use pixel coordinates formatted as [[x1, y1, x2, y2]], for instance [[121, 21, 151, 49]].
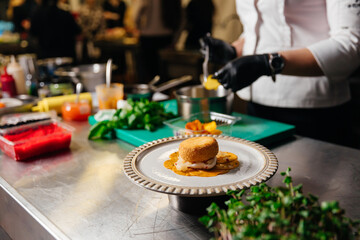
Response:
[[62, 100, 91, 121], [95, 83, 124, 109]]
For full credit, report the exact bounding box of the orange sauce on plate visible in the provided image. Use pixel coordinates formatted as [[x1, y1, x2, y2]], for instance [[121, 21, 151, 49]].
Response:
[[164, 151, 239, 177]]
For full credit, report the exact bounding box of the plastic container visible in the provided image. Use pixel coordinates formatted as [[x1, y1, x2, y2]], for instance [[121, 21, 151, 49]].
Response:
[[0, 119, 74, 161], [62, 100, 91, 121], [95, 83, 124, 109], [7, 55, 27, 94], [163, 111, 241, 136]]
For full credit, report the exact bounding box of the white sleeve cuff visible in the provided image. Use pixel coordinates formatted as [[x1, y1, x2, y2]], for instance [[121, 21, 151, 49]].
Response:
[[307, 31, 360, 82]]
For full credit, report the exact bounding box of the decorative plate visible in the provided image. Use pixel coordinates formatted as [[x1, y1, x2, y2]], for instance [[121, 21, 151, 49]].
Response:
[[123, 135, 278, 197]]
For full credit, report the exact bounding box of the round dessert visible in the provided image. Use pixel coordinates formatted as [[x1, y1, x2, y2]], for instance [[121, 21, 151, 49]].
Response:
[[179, 136, 219, 163]]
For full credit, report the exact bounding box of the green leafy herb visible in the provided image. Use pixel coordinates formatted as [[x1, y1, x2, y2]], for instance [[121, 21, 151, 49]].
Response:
[[88, 98, 176, 140], [199, 168, 360, 240]]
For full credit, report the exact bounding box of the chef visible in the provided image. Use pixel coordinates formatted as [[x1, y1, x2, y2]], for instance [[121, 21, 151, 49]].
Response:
[[202, 0, 360, 147]]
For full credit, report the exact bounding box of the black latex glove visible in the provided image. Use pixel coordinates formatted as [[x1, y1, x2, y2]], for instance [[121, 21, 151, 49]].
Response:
[[213, 54, 271, 92], [200, 33, 237, 65]]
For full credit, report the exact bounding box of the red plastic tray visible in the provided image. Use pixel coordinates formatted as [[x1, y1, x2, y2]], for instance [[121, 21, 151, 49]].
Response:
[[0, 120, 73, 161]]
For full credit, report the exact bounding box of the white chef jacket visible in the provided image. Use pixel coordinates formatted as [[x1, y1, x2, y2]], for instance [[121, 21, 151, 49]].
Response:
[[236, 0, 360, 108]]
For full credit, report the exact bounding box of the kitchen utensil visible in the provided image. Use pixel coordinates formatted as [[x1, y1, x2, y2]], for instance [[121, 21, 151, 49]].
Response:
[[106, 58, 112, 88], [75, 83, 82, 103], [0, 95, 38, 116], [201, 36, 221, 90], [54, 63, 117, 92], [174, 84, 234, 118], [148, 75, 161, 87], [124, 75, 193, 101], [202, 45, 209, 84]]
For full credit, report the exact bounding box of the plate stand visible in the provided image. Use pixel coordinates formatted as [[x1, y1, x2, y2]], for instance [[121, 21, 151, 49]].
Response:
[[168, 194, 230, 215]]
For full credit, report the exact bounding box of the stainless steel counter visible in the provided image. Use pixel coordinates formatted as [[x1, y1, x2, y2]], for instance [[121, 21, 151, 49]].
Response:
[[1, 121, 360, 240]]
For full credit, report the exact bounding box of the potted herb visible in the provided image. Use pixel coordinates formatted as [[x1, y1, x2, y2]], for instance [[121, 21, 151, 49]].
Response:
[[200, 168, 360, 240]]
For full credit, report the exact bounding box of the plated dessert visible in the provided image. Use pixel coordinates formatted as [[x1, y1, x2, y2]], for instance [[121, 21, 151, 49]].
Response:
[[164, 136, 239, 177]]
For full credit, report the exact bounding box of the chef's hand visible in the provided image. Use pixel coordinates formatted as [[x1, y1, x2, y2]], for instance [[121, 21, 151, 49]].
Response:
[[213, 54, 271, 92], [200, 34, 237, 65]]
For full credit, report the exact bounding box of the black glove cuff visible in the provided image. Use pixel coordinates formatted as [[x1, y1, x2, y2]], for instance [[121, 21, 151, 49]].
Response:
[[229, 46, 237, 60]]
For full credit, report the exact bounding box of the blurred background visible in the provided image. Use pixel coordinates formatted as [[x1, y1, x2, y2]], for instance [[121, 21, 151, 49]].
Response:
[[0, 0, 242, 84]]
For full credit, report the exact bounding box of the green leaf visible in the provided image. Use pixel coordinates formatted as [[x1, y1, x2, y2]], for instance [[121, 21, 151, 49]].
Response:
[[251, 186, 260, 193], [128, 113, 137, 127], [283, 176, 292, 184], [88, 121, 111, 140]]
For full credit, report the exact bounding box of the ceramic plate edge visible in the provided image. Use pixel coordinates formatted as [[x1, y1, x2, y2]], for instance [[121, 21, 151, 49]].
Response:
[[123, 134, 278, 196]]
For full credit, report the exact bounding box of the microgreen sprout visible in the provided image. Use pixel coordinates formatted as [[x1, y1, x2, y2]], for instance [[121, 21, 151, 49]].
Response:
[[199, 168, 360, 240]]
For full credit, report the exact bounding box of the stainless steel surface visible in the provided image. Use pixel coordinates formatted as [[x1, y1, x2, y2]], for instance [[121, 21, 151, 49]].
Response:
[[0, 122, 360, 239], [0, 225, 11, 240], [175, 85, 234, 118]]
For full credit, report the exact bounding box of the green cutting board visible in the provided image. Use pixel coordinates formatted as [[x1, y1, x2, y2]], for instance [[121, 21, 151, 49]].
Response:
[[88, 99, 295, 147]]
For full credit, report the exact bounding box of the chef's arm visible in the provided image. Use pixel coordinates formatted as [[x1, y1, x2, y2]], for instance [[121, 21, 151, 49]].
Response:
[[282, 0, 360, 80], [279, 48, 324, 76], [231, 37, 324, 76], [231, 37, 245, 58], [306, 0, 360, 82]]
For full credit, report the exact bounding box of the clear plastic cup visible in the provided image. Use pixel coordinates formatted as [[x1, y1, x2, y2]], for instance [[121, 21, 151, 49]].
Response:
[[95, 83, 124, 109]]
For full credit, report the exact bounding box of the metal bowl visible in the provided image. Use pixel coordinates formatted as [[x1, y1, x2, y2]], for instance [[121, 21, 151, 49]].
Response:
[[124, 75, 193, 101], [55, 63, 117, 92], [124, 84, 153, 101], [0, 95, 38, 116], [174, 85, 234, 118]]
